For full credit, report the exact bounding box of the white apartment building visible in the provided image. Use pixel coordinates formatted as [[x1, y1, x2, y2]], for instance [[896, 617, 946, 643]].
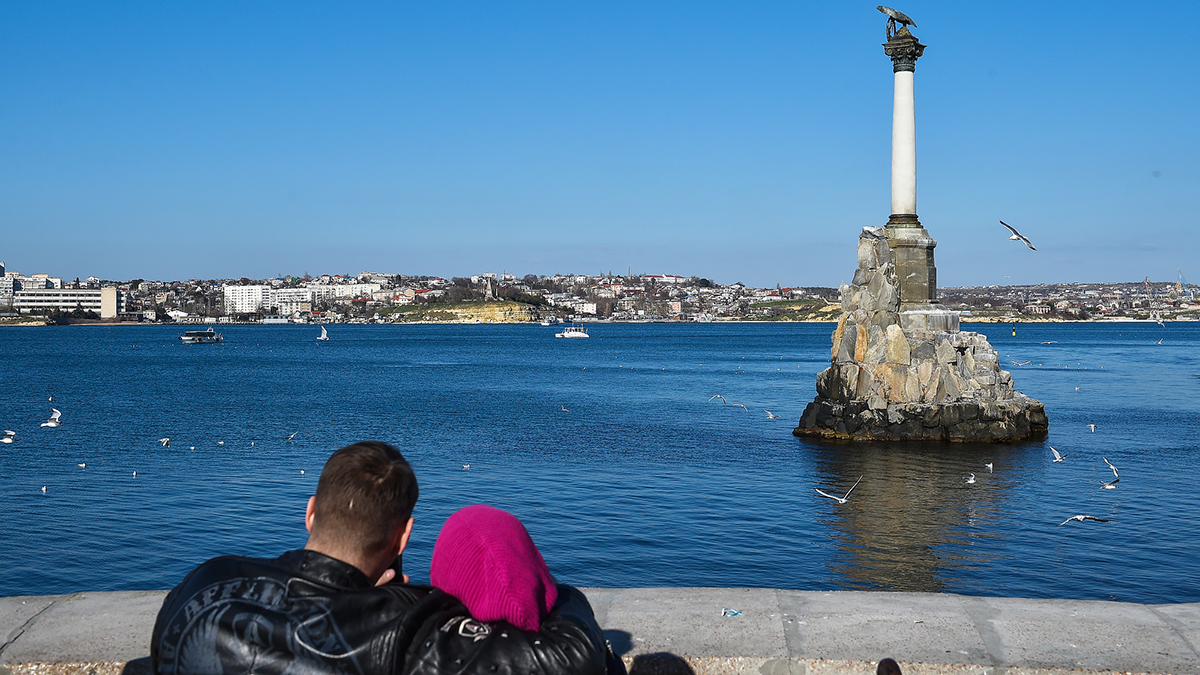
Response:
[[14, 287, 121, 318], [223, 285, 271, 314]]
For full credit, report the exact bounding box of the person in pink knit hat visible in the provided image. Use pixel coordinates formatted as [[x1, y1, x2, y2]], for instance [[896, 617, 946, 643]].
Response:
[[430, 504, 560, 631]]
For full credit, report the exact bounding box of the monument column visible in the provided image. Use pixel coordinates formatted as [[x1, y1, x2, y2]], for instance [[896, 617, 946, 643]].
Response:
[[882, 25, 956, 332]]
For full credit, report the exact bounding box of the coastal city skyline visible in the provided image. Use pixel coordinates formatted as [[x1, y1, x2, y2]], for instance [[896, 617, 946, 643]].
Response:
[[3, 2, 1196, 287]]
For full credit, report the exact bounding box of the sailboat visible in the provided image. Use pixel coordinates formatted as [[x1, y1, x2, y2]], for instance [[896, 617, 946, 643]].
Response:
[[316, 325, 330, 341]]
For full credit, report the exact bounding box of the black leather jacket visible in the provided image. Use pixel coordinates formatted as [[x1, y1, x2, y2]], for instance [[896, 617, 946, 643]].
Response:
[[151, 550, 615, 675]]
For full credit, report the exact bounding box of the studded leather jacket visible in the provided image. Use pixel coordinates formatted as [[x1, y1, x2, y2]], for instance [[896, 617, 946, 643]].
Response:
[[151, 549, 617, 675]]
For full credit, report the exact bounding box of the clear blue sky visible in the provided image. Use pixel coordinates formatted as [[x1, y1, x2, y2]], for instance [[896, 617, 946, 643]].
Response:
[[3, 2, 1197, 288]]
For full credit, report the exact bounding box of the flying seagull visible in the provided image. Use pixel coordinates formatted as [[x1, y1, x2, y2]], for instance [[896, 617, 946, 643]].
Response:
[[158, 438, 170, 447], [462, 464, 471, 470], [764, 410, 781, 419], [286, 432, 298, 441], [731, 403, 749, 411], [1050, 446, 1067, 462], [985, 462, 993, 473], [559, 405, 569, 413], [41, 408, 62, 428], [966, 473, 976, 484], [815, 475, 864, 504], [1010, 360, 1031, 366], [1000, 220, 1037, 251], [1059, 515, 1110, 526], [1, 430, 14, 444], [1101, 456, 1120, 489], [1087, 424, 1097, 433], [708, 394, 728, 405]]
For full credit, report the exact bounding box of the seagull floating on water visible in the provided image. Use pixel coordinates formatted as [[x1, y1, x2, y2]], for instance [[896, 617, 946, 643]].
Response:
[[78, 463, 86, 468], [1101, 456, 1120, 489], [815, 476, 863, 505], [1050, 446, 1067, 462], [1, 430, 14, 444], [1000, 220, 1037, 251], [1059, 514, 1110, 526], [462, 464, 471, 470]]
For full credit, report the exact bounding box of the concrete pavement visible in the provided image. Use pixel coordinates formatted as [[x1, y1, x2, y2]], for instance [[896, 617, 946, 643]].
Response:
[[2, 588, 1198, 675]]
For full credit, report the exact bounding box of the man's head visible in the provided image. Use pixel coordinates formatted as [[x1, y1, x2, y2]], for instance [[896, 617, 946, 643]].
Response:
[[305, 441, 418, 576]]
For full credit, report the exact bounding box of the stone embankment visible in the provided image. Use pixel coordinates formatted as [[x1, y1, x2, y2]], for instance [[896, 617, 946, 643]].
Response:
[[795, 227, 1047, 442], [3, 589, 1199, 675]]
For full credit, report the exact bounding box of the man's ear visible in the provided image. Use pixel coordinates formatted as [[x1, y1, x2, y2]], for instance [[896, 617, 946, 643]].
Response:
[[395, 517, 414, 555], [306, 496, 317, 534]]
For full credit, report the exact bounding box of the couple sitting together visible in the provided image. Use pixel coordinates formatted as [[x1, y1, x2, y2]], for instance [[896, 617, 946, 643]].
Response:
[[151, 441, 623, 675]]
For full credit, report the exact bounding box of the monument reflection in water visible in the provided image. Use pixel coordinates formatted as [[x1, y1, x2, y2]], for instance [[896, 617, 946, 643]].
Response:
[[811, 441, 1022, 593]]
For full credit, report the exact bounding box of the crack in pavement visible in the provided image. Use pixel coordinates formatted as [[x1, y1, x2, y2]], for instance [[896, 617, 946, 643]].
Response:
[[0, 594, 78, 659]]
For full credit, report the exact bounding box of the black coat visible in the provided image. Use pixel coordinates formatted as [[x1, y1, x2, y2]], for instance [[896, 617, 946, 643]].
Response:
[[151, 550, 616, 675]]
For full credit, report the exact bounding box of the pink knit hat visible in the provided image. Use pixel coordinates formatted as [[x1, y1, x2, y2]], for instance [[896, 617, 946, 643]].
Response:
[[430, 504, 558, 631]]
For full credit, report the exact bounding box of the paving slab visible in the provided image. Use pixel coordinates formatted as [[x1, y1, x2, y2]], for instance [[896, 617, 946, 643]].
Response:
[[778, 591, 987, 665], [0, 596, 61, 656], [962, 595, 1200, 673], [598, 588, 787, 658], [0, 592, 166, 664]]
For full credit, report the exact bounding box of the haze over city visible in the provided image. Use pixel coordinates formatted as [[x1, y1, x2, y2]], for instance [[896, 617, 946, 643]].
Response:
[[3, 1, 1196, 288]]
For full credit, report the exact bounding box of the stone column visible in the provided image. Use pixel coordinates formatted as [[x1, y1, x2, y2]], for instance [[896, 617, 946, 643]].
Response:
[[881, 27, 957, 332]]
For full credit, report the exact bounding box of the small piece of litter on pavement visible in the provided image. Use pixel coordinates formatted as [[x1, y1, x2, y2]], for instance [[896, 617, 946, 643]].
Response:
[[721, 608, 742, 617]]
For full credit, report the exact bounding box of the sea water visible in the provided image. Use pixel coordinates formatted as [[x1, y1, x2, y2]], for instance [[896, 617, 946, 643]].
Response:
[[1, 321, 1197, 603]]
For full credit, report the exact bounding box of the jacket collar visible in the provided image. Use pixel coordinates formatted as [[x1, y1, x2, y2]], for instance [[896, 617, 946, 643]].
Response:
[[276, 549, 372, 590]]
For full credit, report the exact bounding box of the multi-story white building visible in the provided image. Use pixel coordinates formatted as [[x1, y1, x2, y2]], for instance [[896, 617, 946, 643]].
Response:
[[223, 285, 271, 314], [14, 287, 122, 318]]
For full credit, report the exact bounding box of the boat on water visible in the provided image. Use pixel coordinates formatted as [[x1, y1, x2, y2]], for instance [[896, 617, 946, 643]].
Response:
[[317, 325, 330, 341], [179, 327, 223, 344], [555, 324, 589, 339], [540, 316, 561, 326]]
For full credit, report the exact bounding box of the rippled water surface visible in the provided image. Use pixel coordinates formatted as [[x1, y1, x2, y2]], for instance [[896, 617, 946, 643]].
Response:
[[1, 321, 1198, 602]]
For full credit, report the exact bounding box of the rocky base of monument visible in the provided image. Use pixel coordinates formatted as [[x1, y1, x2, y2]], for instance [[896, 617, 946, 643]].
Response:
[[793, 226, 1048, 442], [794, 395, 1048, 442]]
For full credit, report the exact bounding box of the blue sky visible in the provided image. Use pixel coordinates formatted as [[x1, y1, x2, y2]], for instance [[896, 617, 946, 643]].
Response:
[[2, 2, 1197, 288]]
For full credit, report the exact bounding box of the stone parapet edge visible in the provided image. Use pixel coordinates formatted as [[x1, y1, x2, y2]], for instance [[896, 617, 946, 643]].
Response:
[[2, 589, 1198, 675]]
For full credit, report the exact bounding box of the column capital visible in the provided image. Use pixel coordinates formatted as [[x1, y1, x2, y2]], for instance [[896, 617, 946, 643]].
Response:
[[883, 28, 925, 73]]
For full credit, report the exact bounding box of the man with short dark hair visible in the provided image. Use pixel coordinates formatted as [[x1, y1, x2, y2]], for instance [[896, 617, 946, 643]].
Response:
[[151, 441, 612, 675]]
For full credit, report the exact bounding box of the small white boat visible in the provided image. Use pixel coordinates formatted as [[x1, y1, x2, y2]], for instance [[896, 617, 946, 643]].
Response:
[[179, 327, 223, 344], [540, 316, 561, 326], [316, 325, 330, 341], [555, 324, 589, 339]]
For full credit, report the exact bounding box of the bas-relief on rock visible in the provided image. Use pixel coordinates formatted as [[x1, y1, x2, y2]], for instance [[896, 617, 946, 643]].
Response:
[[795, 227, 1048, 442]]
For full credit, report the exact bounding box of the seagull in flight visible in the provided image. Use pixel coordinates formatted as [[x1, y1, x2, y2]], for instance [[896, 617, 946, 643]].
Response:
[[462, 464, 471, 470], [815, 476, 863, 504], [1059, 515, 1110, 526], [77, 463, 86, 469], [1, 430, 14, 444], [1050, 446, 1067, 462], [1000, 220, 1037, 251], [708, 394, 727, 405], [559, 405, 569, 412], [286, 432, 298, 441], [731, 403, 749, 411], [1041, 341, 1059, 344], [1087, 424, 1097, 433], [1101, 456, 1120, 489], [985, 462, 993, 473], [158, 438, 170, 447], [1156, 338, 1163, 345], [764, 410, 781, 419], [966, 473, 976, 484], [41, 408, 63, 428], [1010, 360, 1031, 366]]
